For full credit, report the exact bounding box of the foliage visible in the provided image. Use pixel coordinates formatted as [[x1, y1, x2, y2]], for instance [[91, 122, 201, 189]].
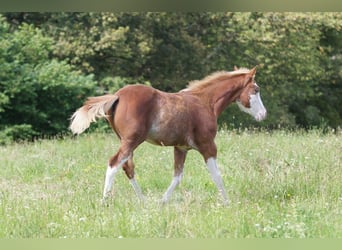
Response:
[[199, 13, 342, 128], [0, 124, 37, 145], [1, 13, 342, 142], [0, 15, 97, 143]]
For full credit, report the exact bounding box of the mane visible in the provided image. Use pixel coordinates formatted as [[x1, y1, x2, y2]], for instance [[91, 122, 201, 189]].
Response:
[[186, 68, 250, 91]]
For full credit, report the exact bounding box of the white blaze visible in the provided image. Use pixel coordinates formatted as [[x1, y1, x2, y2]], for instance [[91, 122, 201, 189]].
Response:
[[237, 92, 267, 122]]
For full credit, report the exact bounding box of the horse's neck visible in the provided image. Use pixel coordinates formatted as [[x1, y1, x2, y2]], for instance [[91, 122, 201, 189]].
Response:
[[191, 79, 244, 118]]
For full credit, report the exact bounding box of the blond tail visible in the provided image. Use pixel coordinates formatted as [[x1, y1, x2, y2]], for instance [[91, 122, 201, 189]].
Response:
[[69, 95, 118, 135]]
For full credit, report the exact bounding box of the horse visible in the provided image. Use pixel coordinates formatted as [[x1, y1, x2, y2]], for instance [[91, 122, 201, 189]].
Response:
[[69, 67, 267, 205]]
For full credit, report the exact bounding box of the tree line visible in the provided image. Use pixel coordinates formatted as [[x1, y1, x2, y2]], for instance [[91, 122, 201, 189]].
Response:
[[0, 12, 341, 144]]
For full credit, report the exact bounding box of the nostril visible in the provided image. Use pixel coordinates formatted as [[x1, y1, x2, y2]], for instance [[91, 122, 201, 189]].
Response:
[[256, 110, 267, 121]]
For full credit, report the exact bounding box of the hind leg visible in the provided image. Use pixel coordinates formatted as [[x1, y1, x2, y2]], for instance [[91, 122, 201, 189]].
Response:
[[103, 140, 137, 200], [123, 157, 145, 201], [103, 154, 129, 200]]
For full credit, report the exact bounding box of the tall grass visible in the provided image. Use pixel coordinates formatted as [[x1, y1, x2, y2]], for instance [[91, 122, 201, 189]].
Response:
[[0, 130, 341, 238]]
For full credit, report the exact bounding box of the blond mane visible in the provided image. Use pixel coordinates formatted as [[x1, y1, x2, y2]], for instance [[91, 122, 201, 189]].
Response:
[[186, 68, 250, 91]]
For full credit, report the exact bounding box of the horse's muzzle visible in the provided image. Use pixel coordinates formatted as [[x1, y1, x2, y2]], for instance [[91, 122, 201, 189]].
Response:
[[255, 109, 267, 122]]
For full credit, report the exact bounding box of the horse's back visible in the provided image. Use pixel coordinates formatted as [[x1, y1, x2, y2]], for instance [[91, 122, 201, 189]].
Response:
[[112, 84, 216, 148]]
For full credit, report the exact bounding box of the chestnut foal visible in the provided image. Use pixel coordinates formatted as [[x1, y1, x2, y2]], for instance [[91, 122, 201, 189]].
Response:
[[70, 67, 266, 205]]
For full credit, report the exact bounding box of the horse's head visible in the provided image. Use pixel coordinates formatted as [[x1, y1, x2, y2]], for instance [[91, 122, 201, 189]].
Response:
[[236, 67, 267, 122]]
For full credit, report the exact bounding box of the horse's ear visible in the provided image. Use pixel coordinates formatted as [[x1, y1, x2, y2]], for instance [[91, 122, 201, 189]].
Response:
[[249, 66, 257, 76], [234, 65, 239, 71], [244, 66, 257, 85]]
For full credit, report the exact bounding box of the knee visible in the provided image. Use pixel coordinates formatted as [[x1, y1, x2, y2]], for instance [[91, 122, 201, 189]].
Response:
[[123, 167, 134, 179]]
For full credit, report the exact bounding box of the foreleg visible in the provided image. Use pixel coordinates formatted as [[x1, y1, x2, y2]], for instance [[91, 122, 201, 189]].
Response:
[[161, 147, 187, 203], [206, 157, 229, 206]]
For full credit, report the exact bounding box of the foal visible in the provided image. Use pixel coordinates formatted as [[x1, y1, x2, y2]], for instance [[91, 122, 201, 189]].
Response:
[[70, 67, 267, 205]]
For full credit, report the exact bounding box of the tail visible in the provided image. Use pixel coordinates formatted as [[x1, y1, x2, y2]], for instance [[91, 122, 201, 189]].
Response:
[[69, 94, 119, 135]]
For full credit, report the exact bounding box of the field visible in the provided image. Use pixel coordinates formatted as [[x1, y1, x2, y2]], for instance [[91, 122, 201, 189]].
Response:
[[0, 129, 341, 238]]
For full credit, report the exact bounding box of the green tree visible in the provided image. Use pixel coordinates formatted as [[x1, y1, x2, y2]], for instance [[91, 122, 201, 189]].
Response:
[[0, 16, 96, 143], [196, 13, 342, 128], [3, 12, 342, 130]]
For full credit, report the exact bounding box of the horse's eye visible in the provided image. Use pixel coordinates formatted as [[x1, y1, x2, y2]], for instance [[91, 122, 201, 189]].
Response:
[[254, 85, 260, 93]]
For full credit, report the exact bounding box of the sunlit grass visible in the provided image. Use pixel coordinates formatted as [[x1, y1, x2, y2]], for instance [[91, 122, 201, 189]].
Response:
[[0, 130, 341, 238]]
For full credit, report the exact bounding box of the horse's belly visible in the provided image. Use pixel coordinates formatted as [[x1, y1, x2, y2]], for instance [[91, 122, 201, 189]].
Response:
[[146, 118, 192, 147], [147, 126, 180, 146]]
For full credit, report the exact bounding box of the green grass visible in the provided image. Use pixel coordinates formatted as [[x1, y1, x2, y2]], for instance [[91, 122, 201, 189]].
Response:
[[0, 130, 341, 238]]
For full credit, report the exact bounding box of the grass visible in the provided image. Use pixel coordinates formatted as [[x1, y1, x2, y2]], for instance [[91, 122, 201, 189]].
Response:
[[0, 129, 341, 238]]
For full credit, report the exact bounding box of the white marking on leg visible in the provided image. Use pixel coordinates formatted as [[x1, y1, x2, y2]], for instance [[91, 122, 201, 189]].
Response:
[[130, 178, 145, 201], [206, 157, 229, 205], [161, 174, 183, 203], [102, 156, 130, 199], [103, 165, 121, 199]]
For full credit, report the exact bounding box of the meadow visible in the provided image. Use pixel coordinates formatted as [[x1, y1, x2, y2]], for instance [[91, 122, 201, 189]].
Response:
[[0, 129, 341, 238]]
